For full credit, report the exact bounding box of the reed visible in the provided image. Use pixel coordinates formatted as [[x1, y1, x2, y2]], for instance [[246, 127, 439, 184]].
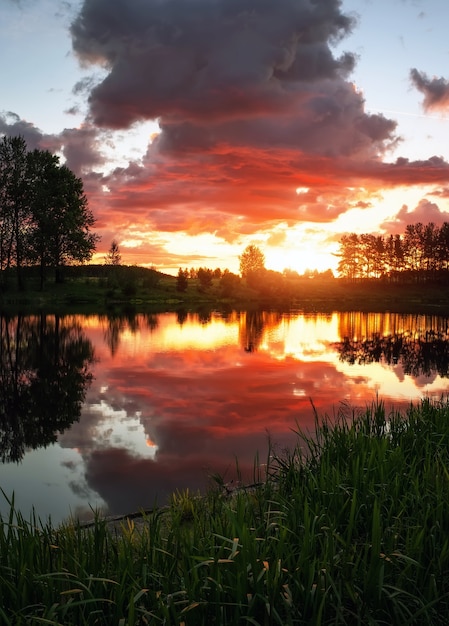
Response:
[[2, 397, 449, 624]]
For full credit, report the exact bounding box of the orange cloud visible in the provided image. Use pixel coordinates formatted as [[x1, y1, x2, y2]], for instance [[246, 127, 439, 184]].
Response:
[[3, 0, 449, 270]]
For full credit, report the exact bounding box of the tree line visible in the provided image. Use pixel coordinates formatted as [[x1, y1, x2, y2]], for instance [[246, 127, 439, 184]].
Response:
[[0, 136, 98, 290], [176, 245, 267, 293], [337, 222, 449, 282]]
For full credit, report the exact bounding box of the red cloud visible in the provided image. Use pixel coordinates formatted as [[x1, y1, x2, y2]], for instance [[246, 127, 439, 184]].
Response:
[[2, 1, 449, 266]]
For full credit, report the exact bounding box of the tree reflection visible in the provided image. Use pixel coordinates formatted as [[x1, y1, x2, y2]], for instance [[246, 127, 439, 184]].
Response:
[[103, 312, 159, 355], [176, 309, 188, 326], [239, 311, 282, 352], [335, 330, 449, 378], [0, 315, 95, 462]]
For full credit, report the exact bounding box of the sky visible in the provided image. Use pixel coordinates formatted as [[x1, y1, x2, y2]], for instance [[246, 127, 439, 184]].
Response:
[[2, 0, 449, 276]]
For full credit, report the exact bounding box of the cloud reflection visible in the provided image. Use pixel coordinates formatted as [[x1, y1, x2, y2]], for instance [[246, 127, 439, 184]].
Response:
[[57, 311, 449, 518]]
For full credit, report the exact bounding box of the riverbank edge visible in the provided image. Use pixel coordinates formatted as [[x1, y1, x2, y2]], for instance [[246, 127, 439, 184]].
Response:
[[3, 397, 449, 623], [2, 277, 449, 315]]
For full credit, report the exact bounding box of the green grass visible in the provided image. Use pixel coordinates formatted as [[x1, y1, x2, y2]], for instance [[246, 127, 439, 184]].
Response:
[[3, 265, 449, 315], [2, 397, 449, 624]]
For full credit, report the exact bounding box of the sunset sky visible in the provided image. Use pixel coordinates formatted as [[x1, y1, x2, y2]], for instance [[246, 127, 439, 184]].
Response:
[[2, 0, 449, 275]]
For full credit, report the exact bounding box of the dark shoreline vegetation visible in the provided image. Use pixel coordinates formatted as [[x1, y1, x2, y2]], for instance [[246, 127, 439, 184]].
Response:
[[2, 397, 449, 624], [1, 264, 449, 315]]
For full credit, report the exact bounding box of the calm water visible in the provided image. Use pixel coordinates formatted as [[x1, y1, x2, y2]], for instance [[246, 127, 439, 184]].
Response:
[[1, 309, 449, 525]]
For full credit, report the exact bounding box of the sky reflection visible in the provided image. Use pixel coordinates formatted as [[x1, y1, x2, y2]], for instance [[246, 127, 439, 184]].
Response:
[[2, 310, 449, 524]]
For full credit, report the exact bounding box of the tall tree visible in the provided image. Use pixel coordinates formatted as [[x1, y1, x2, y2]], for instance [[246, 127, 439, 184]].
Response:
[[0, 136, 99, 288], [0, 136, 30, 289], [27, 147, 98, 285], [239, 245, 265, 279], [26, 149, 59, 288], [337, 234, 361, 281], [437, 223, 449, 273]]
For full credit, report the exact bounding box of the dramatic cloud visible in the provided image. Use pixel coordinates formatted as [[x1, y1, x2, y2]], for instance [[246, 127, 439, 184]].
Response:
[[66, 0, 449, 247], [381, 198, 449, 234], [71, 0, 357, 127], [3, 0, 449, 269], [410, 68, 449, 112]]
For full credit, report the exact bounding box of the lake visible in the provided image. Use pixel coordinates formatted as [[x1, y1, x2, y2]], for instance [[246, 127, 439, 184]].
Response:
[[1, 309, 449, 526]]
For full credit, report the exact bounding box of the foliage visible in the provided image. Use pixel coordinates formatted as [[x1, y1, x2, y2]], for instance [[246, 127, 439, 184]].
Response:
[[239, 244, 265, 279], [0, 136, 29, 289], [196, 267, 214, 290], [337, 222, 449, 282], [176, 267, 189, 292], [0, 136, 99, 289], [219, 269, 241, 297], [2, 398, 449, 623]]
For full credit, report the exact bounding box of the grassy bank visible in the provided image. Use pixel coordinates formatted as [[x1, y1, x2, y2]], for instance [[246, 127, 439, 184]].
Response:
[[2, 398, 449, 624], [2, 266, 449, 315]]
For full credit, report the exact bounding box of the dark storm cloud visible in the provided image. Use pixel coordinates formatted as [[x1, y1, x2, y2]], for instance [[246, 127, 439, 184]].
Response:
[[153, 81, 398, 160], [71, 0, 358, 128], [67, 0, 413, 239], [410, 68, 449, 112]]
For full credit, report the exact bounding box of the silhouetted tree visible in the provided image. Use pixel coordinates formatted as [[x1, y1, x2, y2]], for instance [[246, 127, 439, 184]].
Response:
[[437, 223, 449, 271], [104, 239, 121, 266], [197, 267, 214, 290], [0, 136, 99, 288], [337, 223, 449, 283], [30, 157, 98, 284], [337, 234, 361, 281], [176, 268, 189, 292], [0, 136, 29, 289], [239, 245, 265, 279]]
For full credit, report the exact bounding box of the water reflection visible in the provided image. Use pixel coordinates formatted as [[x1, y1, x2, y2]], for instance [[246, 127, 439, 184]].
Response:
[[336, 313, 449, 377], [0, 315, 95, 462], [240, 310, 278, 352], [103, 312, 159, 355], [1, 310, 449, 524]]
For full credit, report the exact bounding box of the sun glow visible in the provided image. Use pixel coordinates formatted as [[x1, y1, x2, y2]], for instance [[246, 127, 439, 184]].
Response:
[[266, 245, 335, 275], [262, 223, 340, 275], [90, 180, 449, 277]]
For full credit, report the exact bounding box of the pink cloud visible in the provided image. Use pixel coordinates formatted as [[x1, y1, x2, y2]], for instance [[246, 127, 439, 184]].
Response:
[[381, 198, 449, 234]]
